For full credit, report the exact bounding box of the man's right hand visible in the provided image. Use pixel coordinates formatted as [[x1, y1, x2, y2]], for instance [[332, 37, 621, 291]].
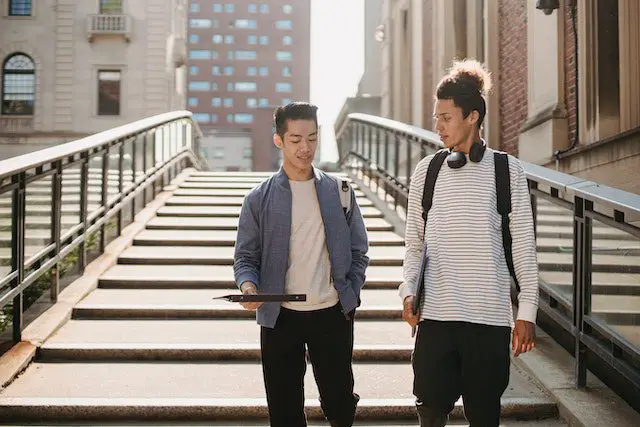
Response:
[[239, 281, 263, 311], [402, 296, 419, 327]]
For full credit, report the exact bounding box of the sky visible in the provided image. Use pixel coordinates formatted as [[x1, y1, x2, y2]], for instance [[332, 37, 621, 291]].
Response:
[[309, 0, 365, 163]]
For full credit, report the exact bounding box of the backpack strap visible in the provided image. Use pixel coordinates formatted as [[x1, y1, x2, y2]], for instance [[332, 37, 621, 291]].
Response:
[[332, 175, 352, 216], [494, 152, 521, 300], [421, 149, 449, 222], [413, 149, 448, 315]]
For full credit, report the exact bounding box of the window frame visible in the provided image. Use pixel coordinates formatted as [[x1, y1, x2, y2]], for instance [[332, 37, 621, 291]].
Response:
[[97, 69, 121, 116], [8, 0, 32, 16], [1, 53, 36, 116]]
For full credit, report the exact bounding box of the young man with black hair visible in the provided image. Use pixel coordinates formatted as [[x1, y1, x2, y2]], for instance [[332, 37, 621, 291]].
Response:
[[399, 60, 539, 427], [234, 102, 369, 427]]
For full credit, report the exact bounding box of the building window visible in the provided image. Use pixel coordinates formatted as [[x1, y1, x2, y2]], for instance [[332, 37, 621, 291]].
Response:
[[247, 66, 257, 76], [276, 82, 292, 93], [283, 66, 292, 77], [188, 97, 198, 107], [214, 147, 225, 159], [211, 51, 219, 59], [227, 114, 234, 123], [212, 34, 223, 44], [189, 19, 212, 28], [260, 4, 269, 13], [190, 3, 199, 13], [1, 53, 35, 115], [192, 113, 210, 123], [259, 98, 269, 107], [248, 35, 257, 45], [223, 98, 233, 107], [8, 0, 32, 16], [233, 51, 257, 60], [247, 98, 257, 108], [189, 50, 212, 60], [283, 4, 293, 14], [212, 3, 222, 13], [259, 66, 269, 77], [224, 3, 234, 13], [244, 147, 253, 159], [234, 19, 257, 29], [97, 70, 120, 116], [235, 82, 257, 92], [212, 66, 221, 76], [259, 36, 269, 45], [276, 20, 293, 30], [212, 97, 222, 107], [188, 81, 210, 91], [99, 0, 122, 14], [189, 34, 200, 44], [212, 83, 219, 91], [235, 113, 254, 124], [224, 66, 234, 76], [283, 36, 293, 45], [189, 65, 199, 75], [224, 35, 235, 44], [276, 51, 292, 61], [211, 113, 219, 123], [282, 98, 292, 105], [248, 3, 257, 13]]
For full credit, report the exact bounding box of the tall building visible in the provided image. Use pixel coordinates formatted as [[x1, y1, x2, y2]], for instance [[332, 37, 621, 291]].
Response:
[[186, 0, 311, 171], [0, 0, 188, 159]]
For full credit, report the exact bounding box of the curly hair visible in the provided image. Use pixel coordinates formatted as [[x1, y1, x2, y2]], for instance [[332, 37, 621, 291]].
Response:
[[436, 59, 492, 127]]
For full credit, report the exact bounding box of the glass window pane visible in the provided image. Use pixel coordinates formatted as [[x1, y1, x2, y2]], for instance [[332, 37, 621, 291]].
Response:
[[192, 113, 210, 123], [259, 98, 269, 107], [224, 35, 235, 44], [190, 3, 200, 13], [189, 50, 211, 60], [234, 19, 257, 29], [98, 70, 120, 115], [99, 0, 122, 14], [259, 66, 269, 76], [247, 98, 257, 108], [189, 34, 200, 44], [276, 20, 293, 30], [189, 81, 210, 91], [224, 3, 234, 13], [260, 36, 269, 45], [235, 114, 254, 124], [276, 51, 292, 61], [276, 82, 292, 93], [223, 98, 233, 107], [2, 54, 35, 115], [188, 97, 198, 107], [190, 19, 212, 28], [248, 3, 257, 13], [234, 51, 257, 60], [283, 5, 293, 14], [283, 36, 293, 45], [260, 4, 269, 13], [235, 82, 257, 92], [9, 0, 32, 16], [212, 3, 222, 13], [189, 65, 199, 75]]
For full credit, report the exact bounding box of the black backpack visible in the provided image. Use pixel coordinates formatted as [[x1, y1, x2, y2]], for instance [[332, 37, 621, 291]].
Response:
[[413, 149, 520, 314]]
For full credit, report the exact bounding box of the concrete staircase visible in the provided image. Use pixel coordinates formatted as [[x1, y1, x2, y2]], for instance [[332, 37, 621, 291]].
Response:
[[0, 171, 570, 425]]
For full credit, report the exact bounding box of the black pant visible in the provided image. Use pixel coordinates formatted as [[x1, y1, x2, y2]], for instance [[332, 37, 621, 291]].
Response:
[[412, 319, 511, 427], [260, 304, 358, 427]]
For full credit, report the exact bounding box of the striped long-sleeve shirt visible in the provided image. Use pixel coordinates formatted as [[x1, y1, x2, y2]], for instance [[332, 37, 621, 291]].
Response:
[[398, 148, 539, 328]]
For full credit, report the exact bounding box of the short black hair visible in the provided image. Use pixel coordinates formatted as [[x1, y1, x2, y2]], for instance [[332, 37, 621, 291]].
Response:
[[436, 59, 492, 128], [274, 102, 318, 140]]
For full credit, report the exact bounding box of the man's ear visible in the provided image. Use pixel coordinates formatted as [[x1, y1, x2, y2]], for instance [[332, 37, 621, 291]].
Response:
[[273, 134, 283, 149], [468, 110, 480, 125]]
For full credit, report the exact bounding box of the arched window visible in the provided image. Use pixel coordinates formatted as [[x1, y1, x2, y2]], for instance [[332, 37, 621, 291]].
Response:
[[2, 54, 35, 115]]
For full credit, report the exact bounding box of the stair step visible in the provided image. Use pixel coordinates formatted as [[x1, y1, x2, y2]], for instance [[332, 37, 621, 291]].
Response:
[[178, 182, 361, 191], [98, 265, 402, 289], [535, 225, 635, 240], [165, 195, 374, 207], [116, 246, 405, 267], [155, 205, 384, 218], [537, 252, 640, 273], [0, 363, 556, 421], [0, 397, 557, 423], [540, 271, 640, 296], [77, 288, 401, 309], [39, 343, 413, 362], [45, 317, 412, 347], [132, 229, 404, 247], [536, 237, 640, 255], [173, 188, 367, 198], [145, 216, 394, 231]]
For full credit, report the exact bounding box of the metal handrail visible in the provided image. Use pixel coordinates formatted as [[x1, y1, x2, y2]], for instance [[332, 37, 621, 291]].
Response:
[[0, 111, 205, 343], [337, 112, 640, 400]]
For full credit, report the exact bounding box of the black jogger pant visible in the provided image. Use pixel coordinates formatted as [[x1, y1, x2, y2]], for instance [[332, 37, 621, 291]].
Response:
[[260, 304, 358, 427], [412, 319, 511, 427]]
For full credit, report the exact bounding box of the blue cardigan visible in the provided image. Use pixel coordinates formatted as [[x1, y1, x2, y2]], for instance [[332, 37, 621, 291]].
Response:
[[233, 167, 370, 328]]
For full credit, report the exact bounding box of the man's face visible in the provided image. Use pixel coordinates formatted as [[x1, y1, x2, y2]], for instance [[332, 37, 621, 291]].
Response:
[[433, 99, 476, 150], [275, 119, 318, 170]]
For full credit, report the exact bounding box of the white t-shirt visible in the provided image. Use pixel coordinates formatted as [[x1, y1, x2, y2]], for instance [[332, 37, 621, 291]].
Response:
[[282, 178, 339, 311]]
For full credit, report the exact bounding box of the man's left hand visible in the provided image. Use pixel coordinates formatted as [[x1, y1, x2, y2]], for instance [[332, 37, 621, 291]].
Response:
[[512, 320, 536, 357]]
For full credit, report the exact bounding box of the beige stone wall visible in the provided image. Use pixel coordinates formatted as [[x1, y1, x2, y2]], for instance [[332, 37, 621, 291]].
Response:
[[0, 0, 186, 154]]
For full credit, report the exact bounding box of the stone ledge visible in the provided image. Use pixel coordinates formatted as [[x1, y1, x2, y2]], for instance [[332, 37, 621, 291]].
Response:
[[512, 329, 640, 426]]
